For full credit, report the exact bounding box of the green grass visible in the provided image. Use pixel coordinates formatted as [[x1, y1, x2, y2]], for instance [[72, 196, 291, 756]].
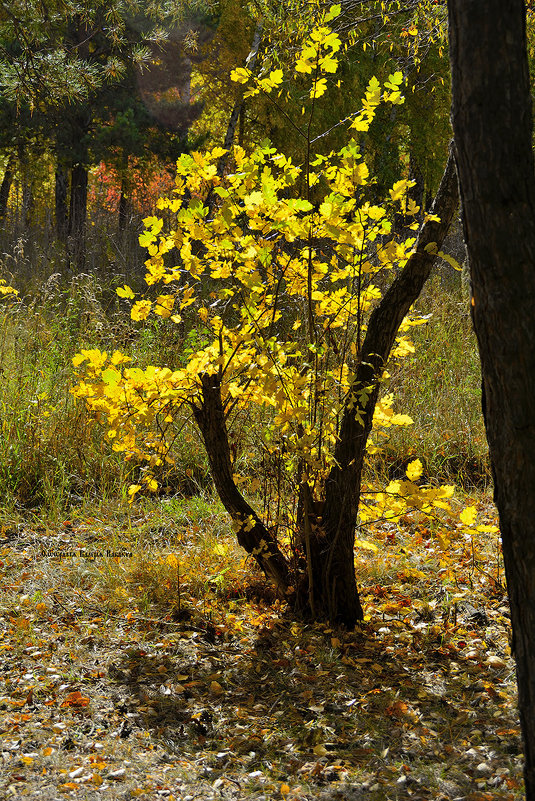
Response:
[[0, 266, 489, 522], [373, 273, 490, 488], [0, 274, 129, 518]]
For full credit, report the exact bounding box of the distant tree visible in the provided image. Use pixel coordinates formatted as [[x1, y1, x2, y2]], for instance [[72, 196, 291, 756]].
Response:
[[0, 0, 215, 265], [448, 1, 535, 798]]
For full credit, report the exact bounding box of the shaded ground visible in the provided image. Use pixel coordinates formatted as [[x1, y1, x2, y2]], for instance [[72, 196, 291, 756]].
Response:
[[0, 505, 523, 801]]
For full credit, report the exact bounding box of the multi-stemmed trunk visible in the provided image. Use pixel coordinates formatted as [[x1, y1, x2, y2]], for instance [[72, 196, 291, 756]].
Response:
[[193, 151, 459, 627]]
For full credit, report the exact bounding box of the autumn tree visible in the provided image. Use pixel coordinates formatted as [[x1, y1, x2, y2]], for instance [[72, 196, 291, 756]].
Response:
[[212, 0, 452, 204], [73, 6, 459, 627], [448, 1, 535, 797]]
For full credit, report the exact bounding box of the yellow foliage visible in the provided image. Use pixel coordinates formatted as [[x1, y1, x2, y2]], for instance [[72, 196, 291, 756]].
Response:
[[70, 12, 455, 535]]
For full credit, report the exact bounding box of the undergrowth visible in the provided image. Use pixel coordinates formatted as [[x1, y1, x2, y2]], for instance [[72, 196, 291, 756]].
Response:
[[0, 265, 488, 521]]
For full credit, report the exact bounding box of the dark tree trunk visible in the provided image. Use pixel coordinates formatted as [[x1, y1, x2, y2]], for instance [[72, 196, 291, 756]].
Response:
[[319, 148, 459, 627], [118, 176, 129, 232], [218, 21, 263, 170], [0, 153, 15, 219], [205, 19, 263, 216], [17, 144, 34, 229], [55, 167, 69, 241], [68, 162, 88, 270], [448, 2, 535, 797], [22, 180, 33, 229], [192, 372, 290, 593], [409, 151, 425, 220]]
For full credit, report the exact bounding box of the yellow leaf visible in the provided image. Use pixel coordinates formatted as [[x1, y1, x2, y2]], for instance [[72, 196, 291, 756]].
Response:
[[310, 77, 327, 99], [230, 67, 250, 83], [154, 295, 174, 318], [131, 300, 152, 321], [355, 538, 378, 553], [460, 506, 478, 526], [436, 533, 449, 550], [389, 179, 409, 202], [210, 680, 224, 695], [406, 458, 423, 481], [139, 231, 155, 248], [390, 413, 414, 426], [116, 284, 135, 299]]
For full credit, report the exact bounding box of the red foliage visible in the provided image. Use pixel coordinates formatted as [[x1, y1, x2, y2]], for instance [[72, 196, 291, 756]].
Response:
[[88, 160, 175, 217]]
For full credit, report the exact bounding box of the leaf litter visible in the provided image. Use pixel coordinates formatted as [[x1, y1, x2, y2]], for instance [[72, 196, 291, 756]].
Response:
[[0, 499, 524, 801]]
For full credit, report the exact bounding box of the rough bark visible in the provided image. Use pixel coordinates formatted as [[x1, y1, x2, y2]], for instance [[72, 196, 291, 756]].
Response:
[[319, 147, 459, 627], [192, 372, 290, 593], [448, 2, 535, 797]]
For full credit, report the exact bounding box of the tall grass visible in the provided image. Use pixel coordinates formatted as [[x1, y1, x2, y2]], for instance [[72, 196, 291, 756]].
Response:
[[0, 261, 489, 522], [0, 267, 213, 519], [0, 274, 128, 518], [375, 272, 490, 488]]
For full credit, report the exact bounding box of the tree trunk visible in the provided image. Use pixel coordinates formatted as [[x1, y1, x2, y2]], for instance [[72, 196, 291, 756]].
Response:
[[68, 161, 88, 270], [218, 20, 263, 171], [319, 147, 459, 627], [55, 166, 69, 241], [205, 19, 264, 218], [0, 153, 15, 219], [17, 144, 34, 230], [118, 176, 129, 232], [192, 372, 290, 593], [22, 178, 33, 229], [448, 2, 535, 797]]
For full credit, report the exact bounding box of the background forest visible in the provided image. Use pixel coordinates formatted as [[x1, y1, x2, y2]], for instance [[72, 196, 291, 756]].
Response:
[[0, 2, 525, 800], [0, 0, 480, 514]]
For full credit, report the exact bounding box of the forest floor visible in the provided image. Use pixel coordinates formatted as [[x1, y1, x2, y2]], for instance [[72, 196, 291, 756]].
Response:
[[0, 496, 524, 801]]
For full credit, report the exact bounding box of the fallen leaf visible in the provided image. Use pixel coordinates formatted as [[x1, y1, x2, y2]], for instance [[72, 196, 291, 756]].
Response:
[[61, 691, 90, 708]]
